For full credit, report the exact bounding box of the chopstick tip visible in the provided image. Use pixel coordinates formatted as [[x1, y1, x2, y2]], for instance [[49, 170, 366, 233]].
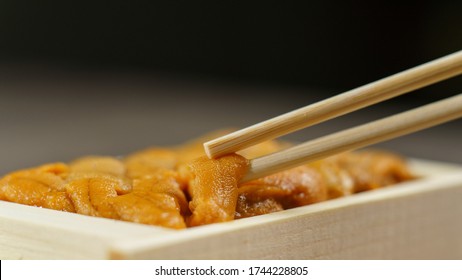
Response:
[[203, 142, 214, 159]]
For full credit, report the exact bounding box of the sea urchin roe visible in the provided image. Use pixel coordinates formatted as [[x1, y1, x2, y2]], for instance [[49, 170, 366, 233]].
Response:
[[124, 148, 178, 179], [65, 176, 119, 218], [309, 150, 414, 198], [65, 169, 187, 229], [70, 156, 126, 178], [235, 195, 283, 219], [341, 150, 414, 192], [187, 154, 249, 227], [35, 163, 70, 179], [236, 165, 328, 218], [132, 169, 189, 215], [0, 163, 74, 212], [107, 191, 186, 229], [66, 172, 132, 195]]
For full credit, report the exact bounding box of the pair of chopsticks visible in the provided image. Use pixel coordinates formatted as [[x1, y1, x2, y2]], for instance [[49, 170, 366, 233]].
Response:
[[204, 50, 462, 183]]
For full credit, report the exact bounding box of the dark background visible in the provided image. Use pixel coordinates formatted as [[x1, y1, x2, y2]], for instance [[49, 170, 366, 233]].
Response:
[[0, 1, 461, 173], [1, 1, 462, 90]]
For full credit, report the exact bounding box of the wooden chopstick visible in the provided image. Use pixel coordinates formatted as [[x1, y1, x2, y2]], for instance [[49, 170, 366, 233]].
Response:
[[204, 50, 462, 159], [241, 93, 462, 183]]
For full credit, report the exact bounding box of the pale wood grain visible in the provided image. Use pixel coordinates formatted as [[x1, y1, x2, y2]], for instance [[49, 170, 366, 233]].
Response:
[[0, 203, 170, 259], [1, 160, 461, 259], [204, 50, 462, 158], [242, 93, 462, 182]]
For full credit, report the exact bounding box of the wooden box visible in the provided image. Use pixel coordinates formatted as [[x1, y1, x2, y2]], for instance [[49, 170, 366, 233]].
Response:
[[1, 159, 461, 259]]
